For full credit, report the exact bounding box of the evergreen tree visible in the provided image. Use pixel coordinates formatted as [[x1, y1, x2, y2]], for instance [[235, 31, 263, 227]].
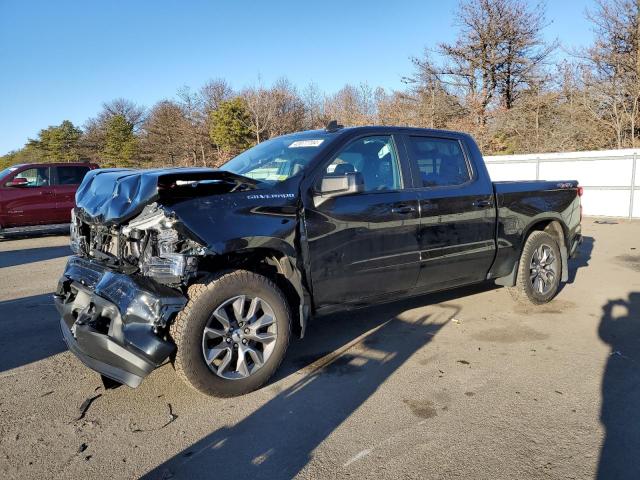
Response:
[[209, 98, 253, 155], [102, 115, 138, 167], [26, 120, 82, 162]]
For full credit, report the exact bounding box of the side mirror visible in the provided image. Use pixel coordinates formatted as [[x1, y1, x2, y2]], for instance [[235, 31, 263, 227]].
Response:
[[5, 177, 28, 187], [314, 172, 364, 206]]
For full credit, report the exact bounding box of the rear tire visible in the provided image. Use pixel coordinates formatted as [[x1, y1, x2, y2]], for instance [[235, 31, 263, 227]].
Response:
[[510, 231, 562, 305], [170, 270, 291, 397]]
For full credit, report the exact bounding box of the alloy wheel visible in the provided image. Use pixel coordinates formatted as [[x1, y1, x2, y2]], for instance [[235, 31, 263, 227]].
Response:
[[201, 295, 277, 380], [529, 243, 559, 295]]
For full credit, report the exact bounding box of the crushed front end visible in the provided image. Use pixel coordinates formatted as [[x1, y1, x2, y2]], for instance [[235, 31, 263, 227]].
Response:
[[56, 202, 205, 387], [55, 257, 186, 386], [55, 167, 276, 388]]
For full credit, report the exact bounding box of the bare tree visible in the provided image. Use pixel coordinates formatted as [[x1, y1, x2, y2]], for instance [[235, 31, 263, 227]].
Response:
[[200, 78, 234, 115], [324, 83, 376, 126], [176, 86, 211, 166], [403, 66, 466, 129], [100, 98, 146, 130], [242, 79, 275, 143], [267, 78, 306, 137], [142, 100, 189, 166], [411, 0, 555, 126], [375, 89, 419, 126], [302, 82, 329, 129], [582, 0, 640, 147]]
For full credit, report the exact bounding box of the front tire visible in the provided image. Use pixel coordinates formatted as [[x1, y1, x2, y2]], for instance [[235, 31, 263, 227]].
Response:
[[511, 231, 562, 305], [170, 270, 291, 397]]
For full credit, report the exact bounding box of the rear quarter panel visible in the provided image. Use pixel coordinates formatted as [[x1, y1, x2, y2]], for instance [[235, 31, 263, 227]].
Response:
[[489, 180, 581, 279]]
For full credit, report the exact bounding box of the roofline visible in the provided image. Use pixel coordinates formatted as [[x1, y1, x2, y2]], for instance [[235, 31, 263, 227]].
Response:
[[297, 125, 471, 136], [3, 161, 98, 168]]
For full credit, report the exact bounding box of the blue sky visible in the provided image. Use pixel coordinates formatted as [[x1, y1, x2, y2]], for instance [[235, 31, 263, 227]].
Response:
[[0, 0, 597, 155]]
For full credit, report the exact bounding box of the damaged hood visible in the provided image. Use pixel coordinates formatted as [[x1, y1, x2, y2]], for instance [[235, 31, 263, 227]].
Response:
[[75, 167, 259, 225]]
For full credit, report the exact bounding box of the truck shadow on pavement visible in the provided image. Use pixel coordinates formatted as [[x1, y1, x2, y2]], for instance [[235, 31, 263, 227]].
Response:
[[0, 245, 70, 268], [597, 291, 640, 480], [142, 284, 496, 480], [0, 293, 66, 373], [567, 235, 594, 284]]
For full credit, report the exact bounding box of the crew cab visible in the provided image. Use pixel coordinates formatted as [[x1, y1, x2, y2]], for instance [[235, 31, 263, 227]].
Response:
[[54, 125, 582, 397], [0, 162, 98, 231]]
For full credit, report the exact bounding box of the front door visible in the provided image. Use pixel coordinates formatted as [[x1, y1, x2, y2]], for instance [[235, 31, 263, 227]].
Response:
[[303, 134, 421, 308], [1, 166, 57, 227], [402, 134, 496, 291]]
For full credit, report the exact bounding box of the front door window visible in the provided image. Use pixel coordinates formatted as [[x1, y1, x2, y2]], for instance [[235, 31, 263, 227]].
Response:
[[13, 167, 50, 187], [325, 136, 402, 192]]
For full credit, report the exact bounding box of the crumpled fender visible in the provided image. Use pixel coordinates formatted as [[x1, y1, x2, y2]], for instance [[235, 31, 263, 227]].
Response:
[[169, 192, 312, 338]]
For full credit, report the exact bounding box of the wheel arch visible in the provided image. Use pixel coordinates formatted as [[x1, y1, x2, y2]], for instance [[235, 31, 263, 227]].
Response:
[[525, 218, 569, 283], [496, 216, 570, 287], [194, 246, 310, 338]]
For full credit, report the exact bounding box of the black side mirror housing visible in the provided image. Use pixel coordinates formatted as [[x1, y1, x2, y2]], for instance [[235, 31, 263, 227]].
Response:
[[314, 172, 364, 206]]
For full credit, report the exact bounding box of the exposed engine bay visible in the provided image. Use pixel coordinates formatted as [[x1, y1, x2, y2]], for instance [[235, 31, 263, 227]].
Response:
[[67, 168, 264, 287], [70, 203, 205, 286]]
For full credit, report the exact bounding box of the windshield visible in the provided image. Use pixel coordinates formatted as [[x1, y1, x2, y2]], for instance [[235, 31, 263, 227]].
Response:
[[0, 166, 20, 180], [221, 133, 330, 184]]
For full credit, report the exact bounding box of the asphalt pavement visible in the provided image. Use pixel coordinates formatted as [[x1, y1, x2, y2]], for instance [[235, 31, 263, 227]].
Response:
[[0, 218, 638, 479]]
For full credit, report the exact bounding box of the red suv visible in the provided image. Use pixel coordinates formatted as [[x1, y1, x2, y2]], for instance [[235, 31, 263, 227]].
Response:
[[0, 162, 98, 230]]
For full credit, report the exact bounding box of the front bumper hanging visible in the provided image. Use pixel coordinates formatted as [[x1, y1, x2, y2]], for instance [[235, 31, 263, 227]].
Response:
[[54, 256, 186, 387]]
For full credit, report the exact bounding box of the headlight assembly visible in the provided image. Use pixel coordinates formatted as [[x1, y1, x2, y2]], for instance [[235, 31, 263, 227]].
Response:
[[140, 253, 198, 285]]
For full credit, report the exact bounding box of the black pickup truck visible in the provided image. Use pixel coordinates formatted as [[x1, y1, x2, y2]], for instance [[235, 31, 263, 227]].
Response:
[[55, 125, 582, 397]]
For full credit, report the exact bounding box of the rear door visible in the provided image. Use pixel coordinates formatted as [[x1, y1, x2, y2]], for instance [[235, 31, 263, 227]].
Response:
[[0, 166, 57, 227], [303, 134, 421, 307], [401, 134, 496, 291], [52, 165, 91, 222]]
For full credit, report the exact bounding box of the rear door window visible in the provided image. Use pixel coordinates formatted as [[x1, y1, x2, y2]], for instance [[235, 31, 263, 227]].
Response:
[[406, 136, 471, 187], [55, 166, 90, 185]]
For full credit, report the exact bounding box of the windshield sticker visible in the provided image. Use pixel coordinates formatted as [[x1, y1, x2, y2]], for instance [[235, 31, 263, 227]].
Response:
[[289, 139, 324, 148]]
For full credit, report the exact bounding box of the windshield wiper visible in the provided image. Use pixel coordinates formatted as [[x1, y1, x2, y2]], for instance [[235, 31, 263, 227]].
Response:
[[174, 172, 263, 191]]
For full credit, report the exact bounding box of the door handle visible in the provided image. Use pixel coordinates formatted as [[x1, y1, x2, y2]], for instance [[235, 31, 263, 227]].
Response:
[[472, 200, 493, 209], [391, 205, 416, 214]]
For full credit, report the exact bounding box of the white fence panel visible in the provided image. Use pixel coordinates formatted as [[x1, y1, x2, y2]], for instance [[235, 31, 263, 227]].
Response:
[[538, 159, 633, 187], [484, 149, 639, 218], [487, 162, 537, 181], [581, 190, 632, 217]]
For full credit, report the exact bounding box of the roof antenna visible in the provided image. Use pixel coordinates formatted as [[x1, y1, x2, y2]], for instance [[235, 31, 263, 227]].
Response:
[[325, 120, 343, 132]]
